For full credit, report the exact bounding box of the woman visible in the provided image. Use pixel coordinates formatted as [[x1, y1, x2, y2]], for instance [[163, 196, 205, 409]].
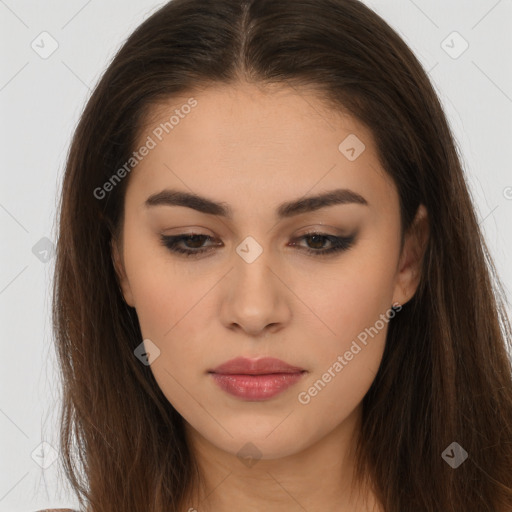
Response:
[[47, 0, 512, 510]]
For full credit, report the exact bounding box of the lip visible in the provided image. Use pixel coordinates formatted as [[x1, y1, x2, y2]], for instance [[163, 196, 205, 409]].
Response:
[[209, 357, 306, 401], [210, 356, 305, 375]]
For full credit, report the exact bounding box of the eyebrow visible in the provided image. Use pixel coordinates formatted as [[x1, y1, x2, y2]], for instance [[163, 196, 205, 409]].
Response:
[[144, 187, 368, 219]]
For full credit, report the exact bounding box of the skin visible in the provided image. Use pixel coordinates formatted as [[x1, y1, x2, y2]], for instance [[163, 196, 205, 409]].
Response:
[[112, 82, 429, 512]]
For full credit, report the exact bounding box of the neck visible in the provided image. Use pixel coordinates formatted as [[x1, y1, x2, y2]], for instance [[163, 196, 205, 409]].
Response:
[[180, 404, 381, 512]]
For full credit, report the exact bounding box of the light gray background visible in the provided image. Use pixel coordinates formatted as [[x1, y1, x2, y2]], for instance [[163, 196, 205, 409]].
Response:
[[1, 1, 511, 510]]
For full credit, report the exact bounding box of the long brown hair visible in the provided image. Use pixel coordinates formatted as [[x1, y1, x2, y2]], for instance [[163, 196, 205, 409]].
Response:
[[52, 0, 512, 510]]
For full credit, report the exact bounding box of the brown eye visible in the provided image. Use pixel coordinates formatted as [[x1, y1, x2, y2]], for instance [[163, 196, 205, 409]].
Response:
[[290, 232, 356, 257], [160, 234, 220, 257], [160, 232, 356, 259]]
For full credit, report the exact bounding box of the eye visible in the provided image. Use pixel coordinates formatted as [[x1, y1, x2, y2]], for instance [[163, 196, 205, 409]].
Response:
[[290, 232, 356, 256], [160, 233, 220, 257], [159, 231, 356, 258]]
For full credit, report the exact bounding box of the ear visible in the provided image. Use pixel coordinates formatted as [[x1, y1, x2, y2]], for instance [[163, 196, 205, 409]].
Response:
[[111, 236, 135, 308], [392, 204, 429, 307]]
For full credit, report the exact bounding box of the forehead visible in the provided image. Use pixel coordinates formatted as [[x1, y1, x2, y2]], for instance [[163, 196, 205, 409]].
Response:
[[139, 82, 368, 156], [125, 83, 397, 220]]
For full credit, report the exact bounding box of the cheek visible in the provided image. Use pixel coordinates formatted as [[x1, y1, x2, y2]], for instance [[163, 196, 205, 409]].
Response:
[[123, 228, 207, 340], [130, 269, 214, 375], [126, 251, 218, 375], [295, 295, 391, 442], [295, 240, 397, 411], [307, 242, 398, 349], [129, 267, 211, 414]]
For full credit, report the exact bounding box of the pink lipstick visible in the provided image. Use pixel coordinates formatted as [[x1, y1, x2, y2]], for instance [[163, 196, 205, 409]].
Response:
[[208, 356, 306, 401]]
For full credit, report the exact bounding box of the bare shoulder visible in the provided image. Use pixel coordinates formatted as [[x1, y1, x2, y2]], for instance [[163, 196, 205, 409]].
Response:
[[36, 509, 77, 512]]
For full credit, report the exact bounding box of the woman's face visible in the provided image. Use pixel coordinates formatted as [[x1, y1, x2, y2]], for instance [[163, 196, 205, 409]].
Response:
[[113, 83, 422, 460]]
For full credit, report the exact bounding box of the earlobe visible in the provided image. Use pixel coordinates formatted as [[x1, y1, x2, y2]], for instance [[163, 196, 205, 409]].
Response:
[[110, 237, 135, 307], [392, 204, 429, 306]]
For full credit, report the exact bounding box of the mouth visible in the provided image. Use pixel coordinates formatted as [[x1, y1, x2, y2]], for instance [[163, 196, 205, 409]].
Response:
[[208, 356, 307, 401], [209, 356, 305, 375]]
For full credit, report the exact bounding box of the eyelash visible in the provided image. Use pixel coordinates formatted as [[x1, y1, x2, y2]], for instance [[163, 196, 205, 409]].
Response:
[[159, 231, 355, 258]]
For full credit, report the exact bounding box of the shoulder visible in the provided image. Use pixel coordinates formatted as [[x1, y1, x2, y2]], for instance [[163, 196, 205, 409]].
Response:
[[35, 509, 77, 511]]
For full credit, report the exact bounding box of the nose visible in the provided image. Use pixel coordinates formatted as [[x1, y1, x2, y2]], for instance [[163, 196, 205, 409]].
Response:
[[219, 257, 292, 339]]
